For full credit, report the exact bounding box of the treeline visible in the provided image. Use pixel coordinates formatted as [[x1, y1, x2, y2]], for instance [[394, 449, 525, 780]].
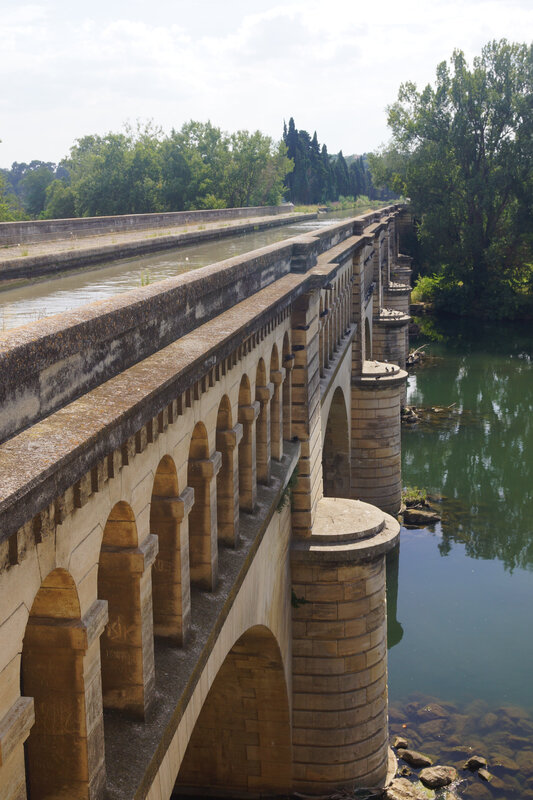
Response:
[[0, 121, 292, 220], [282, 117, 388, 205], [0, 118, 393, 222]]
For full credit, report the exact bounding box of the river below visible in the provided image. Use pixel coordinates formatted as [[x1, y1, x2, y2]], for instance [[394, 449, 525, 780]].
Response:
[[0, 209, 355, 333], [387, 316, 533, 799]]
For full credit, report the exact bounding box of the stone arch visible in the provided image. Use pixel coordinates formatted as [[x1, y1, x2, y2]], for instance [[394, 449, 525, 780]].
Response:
[[21, 568, 105, 799], [322, 386, 350, 497], [255, 358, 271, 484], [365, 316, 372, 361], [216, 395, 240, 546], [282, 333, 292, 441], [187, 421, 218, 591], [151, 455, 191, 645], [269, 344, 283, 461], [174, 625, 292, 797], [238, 375, 257, 512], [99, 501, 155, 717]]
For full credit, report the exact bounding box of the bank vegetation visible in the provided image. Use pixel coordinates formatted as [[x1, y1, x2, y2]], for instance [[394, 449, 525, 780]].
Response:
[[370, 39, 533, 319]]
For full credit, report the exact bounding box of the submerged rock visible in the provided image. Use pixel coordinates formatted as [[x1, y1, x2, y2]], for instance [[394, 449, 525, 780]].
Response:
[[385, 778, 432, 799], [419, 765, 458, 788], [464, 755, 488, 771], [397, 749, 434, 768]]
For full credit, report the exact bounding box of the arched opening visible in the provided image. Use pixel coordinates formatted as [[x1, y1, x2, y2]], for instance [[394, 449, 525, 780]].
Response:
[[365, 316, 372, 361], [255, 358, 271, 484], [282, 333, 292, 441], [238, 375, 256, 512], [216, 395, 239, 546], [269, 345, 283, 461], [174, 625, 292, 797], [187, 422, 217, 591], [99, 501, 155, 717], [322, 386, 350, 497], [151, 455, 190, 645], [22, 569, 104, 799]]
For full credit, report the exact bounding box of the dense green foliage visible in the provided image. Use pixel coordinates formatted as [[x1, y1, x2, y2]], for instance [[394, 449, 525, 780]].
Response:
[[1, 118, 394, 221], [1, 121, 293, 220], [370, 40, 533, 318], [282, 118, 387, 204]]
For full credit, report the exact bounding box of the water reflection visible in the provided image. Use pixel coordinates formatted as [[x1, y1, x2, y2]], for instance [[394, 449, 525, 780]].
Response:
[[403, 318, 533, 571]]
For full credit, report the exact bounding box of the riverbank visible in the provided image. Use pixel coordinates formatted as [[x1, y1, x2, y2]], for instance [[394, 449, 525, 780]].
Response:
[[0, 210, 316, 288]]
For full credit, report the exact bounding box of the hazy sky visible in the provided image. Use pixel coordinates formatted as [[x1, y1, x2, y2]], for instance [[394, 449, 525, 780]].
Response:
[[1, 0, 531, 167]]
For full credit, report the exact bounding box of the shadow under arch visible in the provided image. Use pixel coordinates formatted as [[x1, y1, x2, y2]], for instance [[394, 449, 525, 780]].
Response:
[[365, 315, 372, 361], [174, 625, 292, 797], [21, 568, 96, 799], [322, 385, 350, 497]]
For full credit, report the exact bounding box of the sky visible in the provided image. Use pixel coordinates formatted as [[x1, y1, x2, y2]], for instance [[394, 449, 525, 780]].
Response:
[[1, 0, 532, 168]]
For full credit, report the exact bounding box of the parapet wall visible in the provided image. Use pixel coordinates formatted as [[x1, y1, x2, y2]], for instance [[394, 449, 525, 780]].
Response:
[[0, 210, 397, 444], [0, 204, 294, 246]]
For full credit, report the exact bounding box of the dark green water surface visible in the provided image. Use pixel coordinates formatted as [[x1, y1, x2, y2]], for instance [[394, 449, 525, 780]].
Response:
[[387, 317, 533, 798]]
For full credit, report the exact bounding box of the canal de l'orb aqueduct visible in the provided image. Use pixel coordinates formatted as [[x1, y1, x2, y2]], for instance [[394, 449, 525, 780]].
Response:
[[0, 205, 414, 800]]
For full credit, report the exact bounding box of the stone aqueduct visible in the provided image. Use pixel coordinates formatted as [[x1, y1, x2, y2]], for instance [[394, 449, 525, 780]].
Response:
[[0, 206, 413, 800]]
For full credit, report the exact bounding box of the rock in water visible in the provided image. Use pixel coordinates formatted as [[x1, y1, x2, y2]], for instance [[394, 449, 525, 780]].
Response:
[[393, 735, 409, 749], [397, 749, 434, 768], [403, 507, 441, 525], [464, 755, 488, 771], [419, 765, 458, 788], [385, 778, 431, 799]]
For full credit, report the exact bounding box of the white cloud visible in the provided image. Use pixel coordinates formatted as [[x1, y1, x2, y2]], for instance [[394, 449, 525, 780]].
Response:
[[0, 0, 531, 165]]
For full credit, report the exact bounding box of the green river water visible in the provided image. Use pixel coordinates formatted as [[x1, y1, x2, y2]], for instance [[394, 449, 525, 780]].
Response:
[[387, 316, 533, 798]]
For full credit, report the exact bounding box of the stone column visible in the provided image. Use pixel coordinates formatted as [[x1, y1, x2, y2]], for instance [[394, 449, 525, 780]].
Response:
[[256, 383, 274, 484], [216, 423, 243, 546], [351, 362, 407, 515], [152, 486, 194, 646], [22, 599, 108, 799], [187, 452, 222, 591], [270, 368, 286, 461], [238, 402, 260, 512], [292, 497, 399, 794], [99, 535, 158, 717]]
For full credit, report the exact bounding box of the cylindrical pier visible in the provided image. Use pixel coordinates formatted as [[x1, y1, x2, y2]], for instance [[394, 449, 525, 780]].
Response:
[[291, 498, 399, 794], [351, 361, 407, 515]]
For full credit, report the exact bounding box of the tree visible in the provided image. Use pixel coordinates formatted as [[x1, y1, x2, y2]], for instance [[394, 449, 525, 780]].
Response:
[[370, 40, 533, 311]]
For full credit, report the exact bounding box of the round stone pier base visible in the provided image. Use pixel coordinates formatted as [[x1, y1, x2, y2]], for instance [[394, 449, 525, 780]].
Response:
[[291, 497, 400, 795]]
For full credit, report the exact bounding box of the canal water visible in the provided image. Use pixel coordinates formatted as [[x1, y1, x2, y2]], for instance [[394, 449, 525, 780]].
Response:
[[0, 210, 355, 333], [388, 316, 533, 798]]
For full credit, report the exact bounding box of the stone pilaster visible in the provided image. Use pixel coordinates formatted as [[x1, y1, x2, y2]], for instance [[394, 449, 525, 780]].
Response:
[[152, 486, 194, 645], [270, 368, 285, 461], [99, 535, 158, 717], [216, 423, 243, 546], [187, 452, 222, 590], [256, 383, 274, 484], [238, 401, 260, 512], [291, 498, 399, 794], [290, 291, 323, 539]]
